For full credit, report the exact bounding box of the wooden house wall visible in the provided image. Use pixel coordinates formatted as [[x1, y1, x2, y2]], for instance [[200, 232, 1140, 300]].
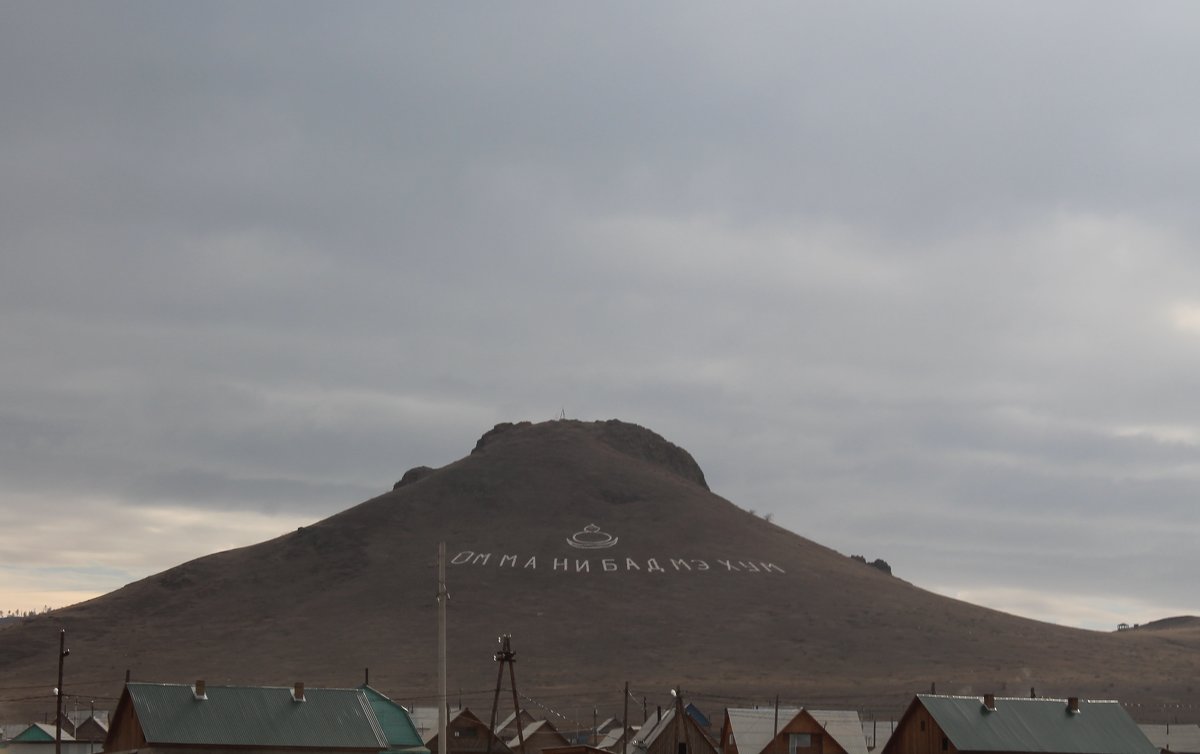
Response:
[[74, 719, 108, 743], [760, 713, 850, 754], [102, 696, 146, 754], [881, 705, 957, 754], [646, 711, 716, 754], [428, 715, 512, 754]]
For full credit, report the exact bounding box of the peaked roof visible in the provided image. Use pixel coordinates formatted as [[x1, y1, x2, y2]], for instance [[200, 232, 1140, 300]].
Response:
[[722, 708, 865, 754], [496, 709, 537, 735], [114, 683, 387, 749], [508, 720, 568, 749], [908, 695, 1156, 754], [631, 707, 677, 752], [804, 711, 866, 754], [13, 724, 76, 743], [408, 706, 464, 742], [723, 707, 800, 754], [360, 686, 429, 754]]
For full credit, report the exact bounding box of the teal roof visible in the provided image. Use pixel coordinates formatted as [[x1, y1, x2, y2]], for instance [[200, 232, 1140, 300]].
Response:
[[917, 695, 1157, 754], [13, 724, 72, 743], [123, 683, 387, 750], [360, 686, 429, 754]]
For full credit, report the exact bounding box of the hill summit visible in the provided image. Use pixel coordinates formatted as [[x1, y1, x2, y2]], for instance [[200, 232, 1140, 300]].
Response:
[[2, 419, 1199, 725]]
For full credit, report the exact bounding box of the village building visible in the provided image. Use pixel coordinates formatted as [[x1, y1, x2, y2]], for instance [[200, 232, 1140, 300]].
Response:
[[1139, 724, 1200, 754], [881, 694, 1157, 754], [626, 699, 715, 754], [409, 707, 512, 754], [102, 682, 388, 754], [719, 707, 867, 754], [494, 711, 539, 741], [507, 720, 570, 754], [69, 716, 108, 746], [360, 686, 430, 754], [596, 725, 636, 753], [5, 723, 102, 754]]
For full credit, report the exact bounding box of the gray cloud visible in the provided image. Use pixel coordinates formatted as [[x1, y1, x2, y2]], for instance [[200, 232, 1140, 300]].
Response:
[[2, 2, 1200, 626]]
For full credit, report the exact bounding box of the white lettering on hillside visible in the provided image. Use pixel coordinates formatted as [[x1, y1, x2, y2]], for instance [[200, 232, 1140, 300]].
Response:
[[447, 551, 786, 575]]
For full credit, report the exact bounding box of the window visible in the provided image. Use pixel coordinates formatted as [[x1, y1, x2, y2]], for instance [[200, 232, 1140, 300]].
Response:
[[788, 733, 812, 754], [678, 743, 688, 754]]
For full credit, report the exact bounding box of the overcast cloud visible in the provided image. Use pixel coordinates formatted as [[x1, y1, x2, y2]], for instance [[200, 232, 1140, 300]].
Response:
[[3, 2, 1199, 629]]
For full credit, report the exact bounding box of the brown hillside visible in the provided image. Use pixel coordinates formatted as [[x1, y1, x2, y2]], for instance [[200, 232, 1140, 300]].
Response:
[[1, 419, 1197, 727]]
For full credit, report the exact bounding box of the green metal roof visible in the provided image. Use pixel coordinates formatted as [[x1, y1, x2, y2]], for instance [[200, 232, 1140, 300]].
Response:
[[917, 695, 1157, 754], [360, 686, 429, 754], [124, 683, 387, 750], [13, 724, 71, 743]]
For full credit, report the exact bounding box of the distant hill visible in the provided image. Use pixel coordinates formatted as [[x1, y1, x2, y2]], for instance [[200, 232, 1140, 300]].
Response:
[[2, 419, 1199, 727]]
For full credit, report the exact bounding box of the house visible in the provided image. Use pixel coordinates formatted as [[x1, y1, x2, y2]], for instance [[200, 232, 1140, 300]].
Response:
[[360, 686, 430, 754], [719, 707, 867, 754], [507, 720, 570, 754], [881, 694, 1157, 754], [70, 718, 108, 746], [6, 723, 99, 754], [495, 711, 539, 741], [1139, 724, 1200, 754], [102, 682, 388, 754], [63, 711, 108, 746], [597, 725, 636, 753], [410, 707, 512, 754], [627, 698, 715, 754]]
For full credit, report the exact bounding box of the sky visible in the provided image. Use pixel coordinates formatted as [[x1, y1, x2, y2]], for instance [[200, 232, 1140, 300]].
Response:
[[3, 2, 1200, 631]]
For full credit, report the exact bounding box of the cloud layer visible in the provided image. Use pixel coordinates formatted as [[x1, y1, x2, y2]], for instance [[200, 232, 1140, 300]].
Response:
[[3, 3, 1199, 629]]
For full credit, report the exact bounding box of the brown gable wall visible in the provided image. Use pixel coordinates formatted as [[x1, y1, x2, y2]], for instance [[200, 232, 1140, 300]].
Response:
[[103, 693, 147, 754], [647, 708, 716, 754], [881, 704, 957, 754], [759, 712, 849, 754]]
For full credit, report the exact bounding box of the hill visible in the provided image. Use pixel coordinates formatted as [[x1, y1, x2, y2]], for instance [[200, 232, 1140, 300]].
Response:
[[2, 419, 1198, 727]]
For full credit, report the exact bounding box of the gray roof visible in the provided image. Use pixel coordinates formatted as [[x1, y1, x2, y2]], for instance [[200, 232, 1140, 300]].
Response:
[[1140, 724, 1200, 753], [723, 708, 865, 754], [914, 695, 1157, 754], [806, 710, 867, 754], [408, 707, 466, 744], [723, 707, 800, 754], [507, 720, 564, 749], [630, 707, 676, 754], [120, 682, 387, 750]]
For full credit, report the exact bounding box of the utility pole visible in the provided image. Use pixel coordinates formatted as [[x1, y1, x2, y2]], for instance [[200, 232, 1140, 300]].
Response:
[[55, 629, 69, 754], [486, 635, 527, 754], [622, 682, 629, 754], [773, 695, 779, 737], [437, 543, 448, 754]]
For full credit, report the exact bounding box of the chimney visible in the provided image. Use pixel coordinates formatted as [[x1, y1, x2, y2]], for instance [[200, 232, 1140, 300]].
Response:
[[293, 682, 305, 702], [1066, 697, 1079, 714], [1030, 687, 1036, 699], [982, 694, 996, 712], [193, 680, 207, 700]]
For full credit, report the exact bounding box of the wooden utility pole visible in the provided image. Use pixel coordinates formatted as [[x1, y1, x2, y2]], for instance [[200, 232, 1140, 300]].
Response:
[[486, 635, 527, 754], [622, 682, 629, 754], [55, 629, 69, 754], [437, 543, 448, 754]]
